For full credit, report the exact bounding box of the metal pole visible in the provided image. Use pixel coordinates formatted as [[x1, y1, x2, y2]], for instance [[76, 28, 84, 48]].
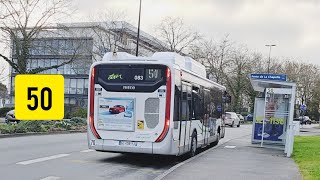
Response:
[[265, 44, 276, 74], [135, 0, 142, 56]]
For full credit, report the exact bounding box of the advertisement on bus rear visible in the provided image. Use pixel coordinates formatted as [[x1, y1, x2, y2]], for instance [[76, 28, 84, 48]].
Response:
[[97, 98, 135, 131]]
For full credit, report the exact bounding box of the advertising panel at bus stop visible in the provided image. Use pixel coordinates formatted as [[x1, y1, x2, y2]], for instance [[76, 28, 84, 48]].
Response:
[[253, 95, 287, 142]]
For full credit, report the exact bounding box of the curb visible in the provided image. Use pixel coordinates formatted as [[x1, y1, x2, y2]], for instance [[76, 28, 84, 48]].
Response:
[[154, 138, 232, 180], [0, 130, 86, 138]]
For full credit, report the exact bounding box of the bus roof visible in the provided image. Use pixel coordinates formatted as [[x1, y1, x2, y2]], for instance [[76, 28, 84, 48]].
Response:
[[101, 52, 226, 90]]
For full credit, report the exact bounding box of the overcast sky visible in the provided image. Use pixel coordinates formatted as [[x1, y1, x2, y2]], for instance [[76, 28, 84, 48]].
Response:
[[73, 0, 320, 63], [1, 0, 320, 84]]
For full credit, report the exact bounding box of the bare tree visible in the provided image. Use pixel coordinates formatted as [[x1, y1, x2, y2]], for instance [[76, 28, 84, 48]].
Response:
[[0, 0, 79, 74], [190, 35, 232, 84], [155, 16, 201, 53], [0, 64, 8, 83], [87, 10, 132, 61], [0, 82, 8, 107]]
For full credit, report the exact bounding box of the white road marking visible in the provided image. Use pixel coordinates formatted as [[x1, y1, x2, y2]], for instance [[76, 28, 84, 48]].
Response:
[[40, 176, 61, 180], [224, 145, 236, 149], [80, 149, 95, 153], [16, 154, 70, 165], [154, 134, 251, 180], [154, 139, 232, 180]]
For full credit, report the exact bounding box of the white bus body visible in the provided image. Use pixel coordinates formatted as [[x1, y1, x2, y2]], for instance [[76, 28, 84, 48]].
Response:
[[87, 52, 227, 156]]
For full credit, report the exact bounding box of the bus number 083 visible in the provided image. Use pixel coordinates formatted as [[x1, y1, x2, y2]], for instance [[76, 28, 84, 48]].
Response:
[[27, 87, 52, 111]]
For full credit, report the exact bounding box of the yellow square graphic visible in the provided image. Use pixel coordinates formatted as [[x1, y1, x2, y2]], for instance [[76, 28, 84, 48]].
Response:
[[137, 120, 144, 130], [15, 75, 64, 120]]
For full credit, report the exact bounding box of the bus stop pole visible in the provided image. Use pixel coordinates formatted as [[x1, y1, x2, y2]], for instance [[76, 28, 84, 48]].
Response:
[[286, 85, 296, 157], [261, 90, 268, 147]]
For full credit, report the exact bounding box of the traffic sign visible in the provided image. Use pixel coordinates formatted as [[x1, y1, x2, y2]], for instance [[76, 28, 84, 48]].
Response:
[[300, 104, 307, 112], [250, 74, 287, 81], [217, 105, 222, 112], [15, 75, 64, 120]]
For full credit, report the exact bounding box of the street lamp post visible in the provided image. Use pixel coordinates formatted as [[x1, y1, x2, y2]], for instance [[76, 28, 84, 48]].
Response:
[[135, 0, 142, 56], [265, 44, 276, 73]]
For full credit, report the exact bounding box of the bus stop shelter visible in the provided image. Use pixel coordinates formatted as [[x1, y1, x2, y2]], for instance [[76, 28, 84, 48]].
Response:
[[250, 74, 296, 157]]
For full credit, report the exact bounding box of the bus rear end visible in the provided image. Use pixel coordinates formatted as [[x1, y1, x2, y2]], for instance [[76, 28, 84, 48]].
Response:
[[87, 62, 176, 155]]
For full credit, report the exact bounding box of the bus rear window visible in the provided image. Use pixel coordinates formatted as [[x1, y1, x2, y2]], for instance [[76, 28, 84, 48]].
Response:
[[95, 64, 167, 92], [100, 68, 162, 83]]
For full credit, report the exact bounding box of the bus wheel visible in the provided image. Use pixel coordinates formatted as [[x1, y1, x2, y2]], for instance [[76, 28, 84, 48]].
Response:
[[212, 131, 220, 146], [190, 132, 197, 157]]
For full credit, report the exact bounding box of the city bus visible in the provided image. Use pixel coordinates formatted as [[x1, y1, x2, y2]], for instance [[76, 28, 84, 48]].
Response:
[[87, 52, 228, 156]]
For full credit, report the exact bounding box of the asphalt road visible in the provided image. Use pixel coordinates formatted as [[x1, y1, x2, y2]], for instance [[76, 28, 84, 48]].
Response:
[[0, 125, 252, 180]]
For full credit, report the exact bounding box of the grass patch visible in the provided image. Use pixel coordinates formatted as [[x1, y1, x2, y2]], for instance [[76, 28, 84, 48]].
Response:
[[293, 136, 320, 180]]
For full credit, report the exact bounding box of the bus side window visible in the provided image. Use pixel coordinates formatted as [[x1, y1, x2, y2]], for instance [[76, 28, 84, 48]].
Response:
[[181, 84, 188, 121], [192, 89, 202, 120], [204, 89, 210, 118], [173, 86, 180, 121]]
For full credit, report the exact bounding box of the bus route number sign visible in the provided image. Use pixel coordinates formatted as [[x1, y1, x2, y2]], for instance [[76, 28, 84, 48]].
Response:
[[15, 75, 64, 120]]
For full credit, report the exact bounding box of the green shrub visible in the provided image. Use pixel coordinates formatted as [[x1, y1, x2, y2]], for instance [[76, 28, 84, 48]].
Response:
[[0, 107, 14, 117], [15, 123, 27, 133], [0, 124, 15, 134], [54, 121, 71, 130], [19, 121, 46, 132], [70, 108, 87, 118], [70, 117, 87, 125]]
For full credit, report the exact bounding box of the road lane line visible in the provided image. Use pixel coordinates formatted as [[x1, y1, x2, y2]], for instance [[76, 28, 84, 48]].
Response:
[[40, 176, 60, 180], [80, 149, 95, 153], [154, 139, 231, 180], [154, 134, 250, 180], [16, 154, 70, 165]]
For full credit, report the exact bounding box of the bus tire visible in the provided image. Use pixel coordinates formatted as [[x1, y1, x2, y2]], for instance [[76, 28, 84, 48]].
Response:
[[190, 132, 197, 157], [221, 128, 225, 138], [212, 130, 220, 146]]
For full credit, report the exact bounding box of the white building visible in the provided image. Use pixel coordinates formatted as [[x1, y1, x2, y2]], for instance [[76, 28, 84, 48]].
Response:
[[9, 21, 169, 115]]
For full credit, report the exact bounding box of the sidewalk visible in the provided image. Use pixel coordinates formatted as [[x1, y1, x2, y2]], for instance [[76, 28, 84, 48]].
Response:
[[163, 135, 301, 180], [299, 123, 320, 136]]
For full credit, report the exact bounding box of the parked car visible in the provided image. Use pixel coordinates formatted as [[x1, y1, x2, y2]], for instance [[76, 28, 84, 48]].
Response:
[[109, 105, 125, 114], [237, 114, 244, 122], [5, 110, 20, 124], [299, 116, 312, 125], [225, 112, 241, 127], [246, 114, 253, 121]]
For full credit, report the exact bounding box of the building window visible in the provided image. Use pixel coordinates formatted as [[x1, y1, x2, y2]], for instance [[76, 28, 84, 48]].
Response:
[[70, 78, 76, 94], [84, 79, 88, 95], [70, 98, 76, 105], [76, 79, 84, 94], [64, 78, 70, 94], [38, 60, 44, 74], [50, 59, 58, 74]]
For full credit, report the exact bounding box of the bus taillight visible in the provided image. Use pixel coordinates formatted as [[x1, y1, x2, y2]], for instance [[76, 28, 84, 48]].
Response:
[[155, 67, 171, 142], [89, 67, 101, 139]]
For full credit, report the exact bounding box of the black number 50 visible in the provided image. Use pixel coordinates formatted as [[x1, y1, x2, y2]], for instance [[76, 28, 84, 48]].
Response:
[[27, 87, 52, 111]]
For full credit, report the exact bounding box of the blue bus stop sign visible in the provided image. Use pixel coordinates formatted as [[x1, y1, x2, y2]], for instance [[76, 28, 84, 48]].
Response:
[[217, 105, 222, 112], [300, 104, 307, 112]]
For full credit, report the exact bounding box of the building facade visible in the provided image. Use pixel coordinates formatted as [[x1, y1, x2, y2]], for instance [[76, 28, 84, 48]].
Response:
[[9, 21, 168, 116]]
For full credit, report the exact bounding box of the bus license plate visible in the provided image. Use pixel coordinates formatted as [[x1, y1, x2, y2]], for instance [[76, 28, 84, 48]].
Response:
[[119, 141, 138, 147]]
